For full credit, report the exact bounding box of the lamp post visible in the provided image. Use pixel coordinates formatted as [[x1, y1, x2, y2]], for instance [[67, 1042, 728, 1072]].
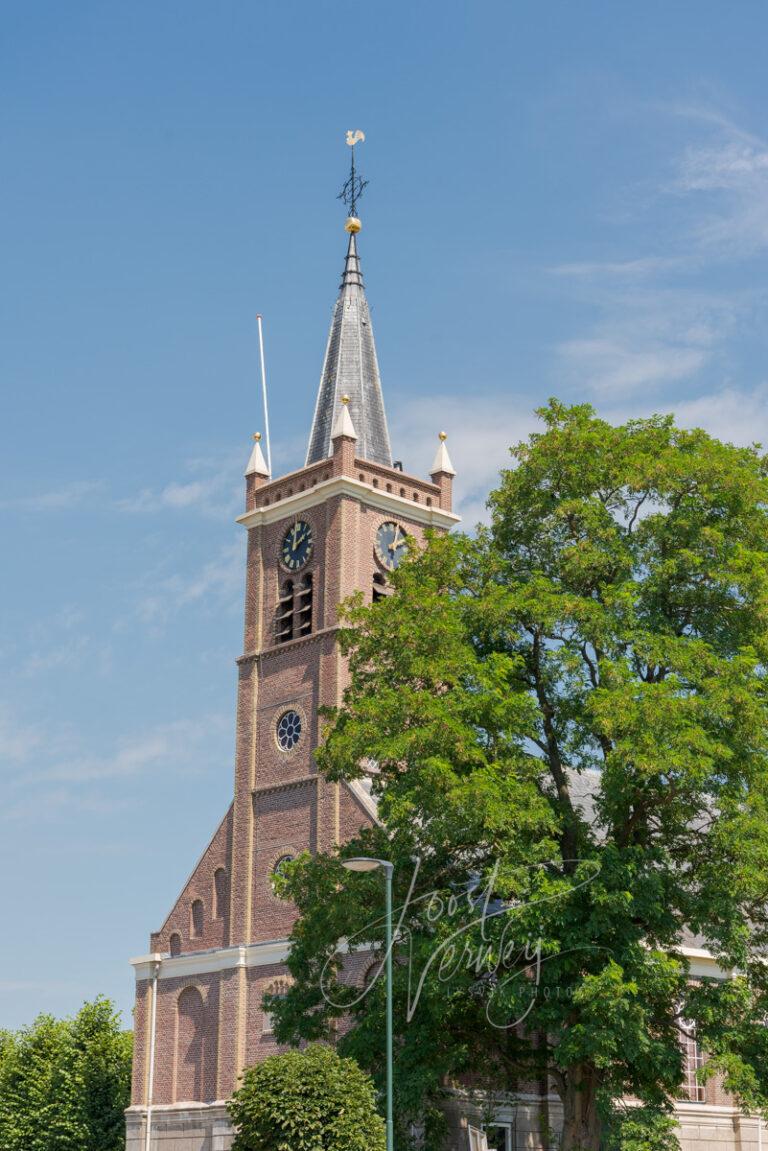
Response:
[[342, 857, 394, 1151]]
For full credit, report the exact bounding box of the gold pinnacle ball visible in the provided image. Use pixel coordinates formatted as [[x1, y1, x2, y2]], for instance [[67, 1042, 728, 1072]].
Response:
[[341, 394, 350, 405], [344, 216, 362, 234], [439, 431, 447, 441], [253, 433, 261, 441]]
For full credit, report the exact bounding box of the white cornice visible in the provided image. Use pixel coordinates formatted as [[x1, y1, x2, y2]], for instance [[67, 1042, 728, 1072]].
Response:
[[346, 778, 381, 826], [679, 944, 732, 980], [130, 939, 290, 982], [236, 475, 460, 531], [130, 935, 730, 987]]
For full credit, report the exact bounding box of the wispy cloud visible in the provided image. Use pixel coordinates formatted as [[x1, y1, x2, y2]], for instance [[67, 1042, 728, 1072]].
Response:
[[0, 708, 41, 762], [0, 980, 83, 994], [555, 282, 739, 398], [1, 788, 133, 825], [1, 710, 229, 824], [558, 336, 709, 396], [0, 480, 106, 512], [551, 256, 686, 280], [134, 538, 245, 628], [0, 450, 246, 520], [31, 715, 228, 786], [548, 107, 768, 399], [392, 379, 768, 529], [19, 607, 112, 679], [392, 394, 539, 527], [670, 114, 768, 258], [626, 382, 768, 449], [117, 450, 243, 519]]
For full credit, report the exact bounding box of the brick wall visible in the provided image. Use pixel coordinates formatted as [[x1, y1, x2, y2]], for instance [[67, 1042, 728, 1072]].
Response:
[[150, 807, 234, 955], [131, 446, 450, 1110]]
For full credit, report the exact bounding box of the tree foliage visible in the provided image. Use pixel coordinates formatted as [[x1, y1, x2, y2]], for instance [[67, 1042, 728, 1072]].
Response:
[[227, 1043, 385, 1151], [0, 997, 132, 1151], [270, 402, 768, 1151]]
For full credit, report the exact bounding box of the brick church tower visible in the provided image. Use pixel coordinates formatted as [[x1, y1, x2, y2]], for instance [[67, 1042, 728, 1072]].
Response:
[[126, 193, 459, 1149]]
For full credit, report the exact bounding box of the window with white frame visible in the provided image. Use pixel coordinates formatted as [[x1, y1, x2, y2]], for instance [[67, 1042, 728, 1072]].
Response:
[[484, 1122, 515, 1151], [681, 1023, 705, 1102]]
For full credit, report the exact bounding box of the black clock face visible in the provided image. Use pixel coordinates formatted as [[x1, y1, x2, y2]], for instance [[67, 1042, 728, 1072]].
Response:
[[375, 521, 408, 571], [281, 521, 313, 571]]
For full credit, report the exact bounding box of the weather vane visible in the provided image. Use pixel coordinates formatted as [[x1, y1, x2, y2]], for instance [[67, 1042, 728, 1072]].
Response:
[[338, 129, 368, 222]]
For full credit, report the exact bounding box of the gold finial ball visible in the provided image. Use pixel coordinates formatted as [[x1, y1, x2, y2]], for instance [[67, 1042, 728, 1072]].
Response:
[[344, 216, 362, 234], [253, 432, 262, 441], [439, 431, 448, 441], [341, 394, 350, 405]]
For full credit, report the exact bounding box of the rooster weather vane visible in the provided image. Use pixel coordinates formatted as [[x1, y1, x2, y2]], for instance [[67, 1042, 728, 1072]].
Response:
[[338, 129, 368, 219]]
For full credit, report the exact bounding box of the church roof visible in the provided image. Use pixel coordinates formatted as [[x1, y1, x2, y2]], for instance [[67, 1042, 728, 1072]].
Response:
[[305, 231, 393, 468]]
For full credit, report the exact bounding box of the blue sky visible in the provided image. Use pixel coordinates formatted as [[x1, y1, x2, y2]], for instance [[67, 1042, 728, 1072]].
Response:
[[2, 0, 768, 1030]]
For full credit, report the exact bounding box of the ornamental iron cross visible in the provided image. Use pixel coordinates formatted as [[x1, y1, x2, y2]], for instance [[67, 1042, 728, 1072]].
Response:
[[338, 129, 368, 217]]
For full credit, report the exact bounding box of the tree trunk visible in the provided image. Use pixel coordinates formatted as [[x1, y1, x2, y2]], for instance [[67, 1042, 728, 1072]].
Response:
[[559, 1064, 603, 1151], [535, 1031, 551, 1151]]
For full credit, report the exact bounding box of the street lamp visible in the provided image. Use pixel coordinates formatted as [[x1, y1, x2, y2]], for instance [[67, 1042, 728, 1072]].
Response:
[[342, 857, 394, 1151]]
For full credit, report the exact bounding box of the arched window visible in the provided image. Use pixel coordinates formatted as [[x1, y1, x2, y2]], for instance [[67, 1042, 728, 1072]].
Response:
[[169, 932, 182, 957], [176, 987, 205, 1101], [373, 572, 388, 604], [213, 869, 228, 920], [190, 899, 204, 939], [270, 854, 295, 897]]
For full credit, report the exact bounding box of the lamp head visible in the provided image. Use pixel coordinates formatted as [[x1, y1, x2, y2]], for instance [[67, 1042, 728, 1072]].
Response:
[[342, 857, 392, 874]]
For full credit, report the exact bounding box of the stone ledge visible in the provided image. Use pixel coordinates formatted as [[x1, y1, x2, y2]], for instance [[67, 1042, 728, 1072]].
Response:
[[252, 774, 317, 798], [126, 1104, 233, 1151]]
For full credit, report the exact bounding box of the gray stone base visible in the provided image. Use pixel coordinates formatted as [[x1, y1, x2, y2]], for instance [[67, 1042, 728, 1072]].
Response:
[[125, 1104, 234, 1151], [127, 1100, 766, 1151], [676, 1104, 764, 1151], [443, 1093, 767, 1151]]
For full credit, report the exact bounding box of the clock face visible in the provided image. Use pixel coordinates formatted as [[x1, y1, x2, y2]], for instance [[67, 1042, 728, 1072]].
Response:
[[281, 521, 313, 571], [375, 521, 408, 571]]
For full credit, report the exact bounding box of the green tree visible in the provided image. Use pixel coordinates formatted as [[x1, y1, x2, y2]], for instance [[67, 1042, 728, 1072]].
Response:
[[70, 999, 133, 1151], [270, 402, 768, 1151], [227, 1043, 386, 1151], [0, 998, 132, 1151]]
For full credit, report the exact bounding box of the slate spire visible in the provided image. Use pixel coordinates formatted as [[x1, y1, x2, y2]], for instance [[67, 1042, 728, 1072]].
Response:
[[305, 227, 393, 468]]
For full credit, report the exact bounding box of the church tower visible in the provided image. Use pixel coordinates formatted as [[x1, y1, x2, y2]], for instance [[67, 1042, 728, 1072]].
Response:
[[126, 146, 459, 1151]]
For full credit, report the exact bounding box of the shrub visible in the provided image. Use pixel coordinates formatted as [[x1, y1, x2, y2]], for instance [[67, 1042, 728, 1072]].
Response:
[[228, 1043, 386, 1151]]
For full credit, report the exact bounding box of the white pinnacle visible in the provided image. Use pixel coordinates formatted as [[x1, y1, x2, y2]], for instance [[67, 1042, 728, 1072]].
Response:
[[331, 396, 358, 441], [430, 432, 456, 476], [245, 434, 270, 477]]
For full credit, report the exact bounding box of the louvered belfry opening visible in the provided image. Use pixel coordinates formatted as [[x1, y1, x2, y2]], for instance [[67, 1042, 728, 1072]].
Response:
[[276, 575, 313, 643], [276, 579, 294, 643], [297, 573, 313, 636]]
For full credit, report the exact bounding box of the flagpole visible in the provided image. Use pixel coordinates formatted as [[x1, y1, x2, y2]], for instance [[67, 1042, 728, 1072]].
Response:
[[256, 314, 272, 475]]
